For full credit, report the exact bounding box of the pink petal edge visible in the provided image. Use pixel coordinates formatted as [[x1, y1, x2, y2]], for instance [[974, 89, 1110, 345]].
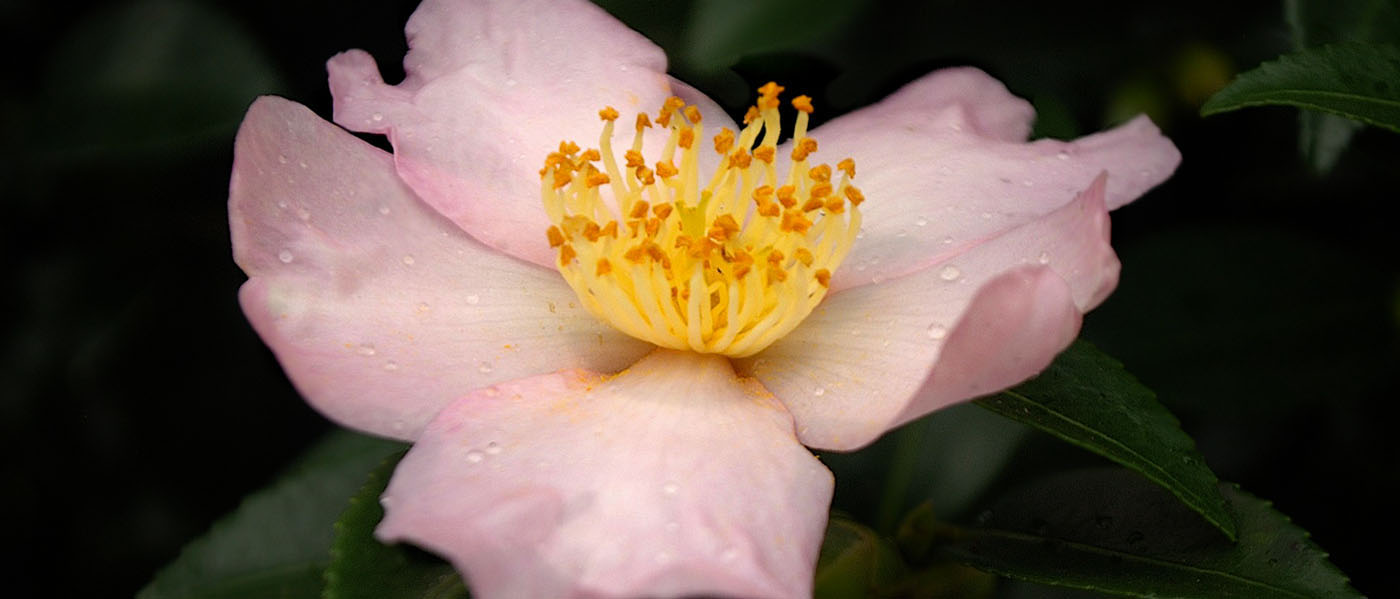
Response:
[[230, 96, 651, 440], [792, 68, 1178, 292], [377, 350, 832, 599], [327, 0, 684, 269], [741, 175, 1112, 450]]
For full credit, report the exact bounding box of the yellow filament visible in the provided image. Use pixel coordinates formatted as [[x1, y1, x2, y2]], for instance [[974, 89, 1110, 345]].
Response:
[[540, 83, 863, 357]]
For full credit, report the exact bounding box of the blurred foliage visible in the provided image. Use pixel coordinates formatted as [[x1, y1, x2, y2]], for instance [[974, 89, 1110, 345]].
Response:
[[5, 0, 1397, 597]]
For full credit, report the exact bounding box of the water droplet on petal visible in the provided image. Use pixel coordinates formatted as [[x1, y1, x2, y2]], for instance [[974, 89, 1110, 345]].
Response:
[[1037, 251, 1051, 264], [505, 78, 518, 87], [813, 387, 826, 397], [485, 441, 502, 455], [277, 249, 294, 263], [466, 294, 480, 305], [926, 324, 947, 340], [915, 216, 929, 226], [1056, 151, 1071, 160], [380, 494, 394, 507], [939, 265, 961, 281], [296, 208, 311, 221], [378, 205, 391, 215], [1021, 180, 1034, 187], [478, 361, 494, 374], [356, 343, 377, 356], [371, 112, 384, 122], [277, 154, 289, 164], [941, 236, 954, 245], [662, 481, 679, 495], [402, 255, 415, 266], [894, 229, 907, 238], [383, 360, 399, 371], [465, 450, 485, 463]]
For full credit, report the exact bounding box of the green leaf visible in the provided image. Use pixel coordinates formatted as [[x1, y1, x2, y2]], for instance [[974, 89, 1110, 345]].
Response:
[[681, 0, 862, 72], [975, 340, 1235, 541], [138, 431, 407, 599], [814, 516, 908, 599], [324, 451, 469, 599], [934, 468, 1361, 599], [1201, 43, 1400, 134]]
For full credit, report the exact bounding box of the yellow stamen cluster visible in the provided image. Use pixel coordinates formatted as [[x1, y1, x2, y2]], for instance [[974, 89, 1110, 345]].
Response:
[[540, 83, 863, 357]]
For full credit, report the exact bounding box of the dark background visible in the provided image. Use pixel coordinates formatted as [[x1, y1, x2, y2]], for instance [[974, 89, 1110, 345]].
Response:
[[5, 0, 1396, 597]]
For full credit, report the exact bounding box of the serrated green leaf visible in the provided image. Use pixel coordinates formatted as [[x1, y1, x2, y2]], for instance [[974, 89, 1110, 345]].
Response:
[[1201, 43, 1400, 134], [324, 451, 468, 599], [138, 431, 407, 599], [975, 340, 1235, 541], [935, 468, 1361, 599], [814, 516, 908, 599]]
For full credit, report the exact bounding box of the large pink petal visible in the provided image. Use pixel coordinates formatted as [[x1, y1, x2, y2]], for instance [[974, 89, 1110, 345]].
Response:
[[327, 0, 684, 269], [230, 97, 651, 441], [378, 350, 832, 599], [739, 177, 1115, 450], [797, 68, 1178, 292]]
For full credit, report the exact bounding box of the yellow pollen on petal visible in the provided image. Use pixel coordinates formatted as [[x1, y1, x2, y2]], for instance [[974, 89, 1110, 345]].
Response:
[[539, 83, 864, 357]]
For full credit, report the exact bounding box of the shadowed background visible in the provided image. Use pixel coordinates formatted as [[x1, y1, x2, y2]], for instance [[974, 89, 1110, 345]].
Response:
[[4, 0, 1396, 597]]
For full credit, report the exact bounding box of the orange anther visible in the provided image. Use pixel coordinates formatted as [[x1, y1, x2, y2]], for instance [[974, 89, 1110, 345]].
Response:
[[624, 245, 646, 263], [655, 161, 678, 178], [599, 106, 620, 121], [552, 169, 573, 189], [559, 244, 577, 266], [844, 186, 865, 206], [586, 172, 610, 187], [757, 81, 785, 98], [600, 220, 619, 238], [559, 141, 580, 155], [728, 149, 752, 169], [780, 210, 812, 233], [837, 158, 856, 178], [792, 95, 814, 113], [767, 266, 788, 284], [546, 226, 566, 248], [743, 106, 761, 124], [815, 269, 832, 287], [596, 258, 613, 276], [753, 185, 774, 200], [628, 200, 651, 219], [808, 164, 832, 182], [652, 203, 673, 219], [733, 264, 752, 279], [732, 250, 754, 266], [645, 217, 661, 238], [678, 128, 695, 149], [684, 105, 702, 124], [714, 213, 740, 233], [801, 198, 825, 212], [791, 137, 818, 161], [635, 113, 652, 131], [824, 197, 845, 213], [776, 185, 797, 208], [794, 247, 814, 267], [583, 221, 602, 242], [634, 165, 655, 183], [713, 128, 735, 154], [624, 150, 645, 169], [810, 182, 833, 198], [580, 148, 601, 162], [767, 250, 785, 264], [756, 200, 780, 217]]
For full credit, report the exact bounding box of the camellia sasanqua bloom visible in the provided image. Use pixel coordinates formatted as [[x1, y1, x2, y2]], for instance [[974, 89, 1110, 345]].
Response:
[[229, 0, 1180, 597]]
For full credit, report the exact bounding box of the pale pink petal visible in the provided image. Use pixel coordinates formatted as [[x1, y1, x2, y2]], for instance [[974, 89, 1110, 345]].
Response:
[[795, 68, 1178, 291], [378, 350, 832, 599], [327, 0, 682, 269], [739, 177, 1114, 450], [231, 97, 651, 440]]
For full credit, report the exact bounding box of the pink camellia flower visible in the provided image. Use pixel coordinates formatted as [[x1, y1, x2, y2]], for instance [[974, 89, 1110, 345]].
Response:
[[229, 0, 1179, 597]]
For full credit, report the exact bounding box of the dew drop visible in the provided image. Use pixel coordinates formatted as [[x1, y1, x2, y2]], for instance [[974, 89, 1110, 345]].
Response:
[[466, 294, 481, 305], [894, 229, 907, 238], [277, 154, 289, 164], [296, 208, 311, 221], [380, 495, 395, 508], [485, 441, 502, 455], [356, 343, 377, 356], [276, 200, 288, 209], [1056, 151, 1071, 160], [662, 481, 679, 495], [383, 360, 399, 371], [915, 216, 928, 226], [941, 236, 954, 245], [813, 387, 826, 397], [298, 161, 308, 169], [504, 78, 518, 87], [277, 249, 294, 263], [1021, 180, 1034, 187], [378, 205, 391, 215], [416, 302, 431, 313], [1037, 251, 1051, 264], [926, 324, 947, 340], [465, 450, 485, 463], [402, 255, 416, 266], [371, 112, 384, 122], [939, 265, 962, 281], [478, 361, 494, 374]]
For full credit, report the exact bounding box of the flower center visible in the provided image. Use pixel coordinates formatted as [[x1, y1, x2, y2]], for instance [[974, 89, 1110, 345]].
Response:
[[540, 82, 863, 358]]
